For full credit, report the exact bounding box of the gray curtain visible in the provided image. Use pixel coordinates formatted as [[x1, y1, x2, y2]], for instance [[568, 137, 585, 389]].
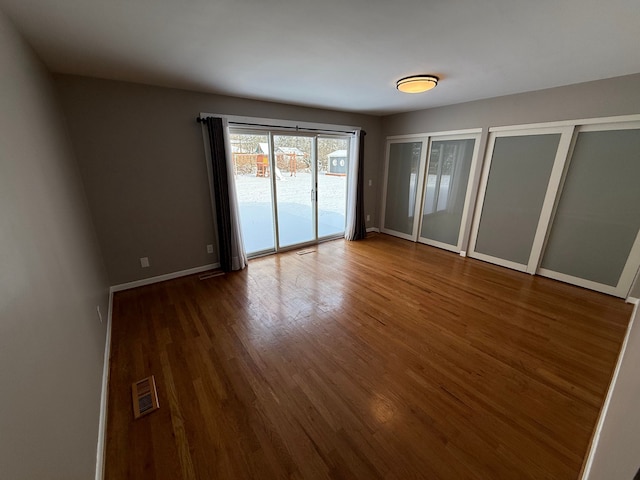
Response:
[[202, 116, 247, 271]]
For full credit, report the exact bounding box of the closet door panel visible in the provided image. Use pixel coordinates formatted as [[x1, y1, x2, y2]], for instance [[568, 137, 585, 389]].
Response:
[[382, 141, 424, 238], [419, 138, 475, 249], [474, 134, 561, 266], [540, 128, 640, 292]]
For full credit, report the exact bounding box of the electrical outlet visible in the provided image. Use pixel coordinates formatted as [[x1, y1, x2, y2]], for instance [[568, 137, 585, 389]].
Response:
[[140, 257, 150, 268], [206, 244, 214, 254], [97, 305, 103, 323], [366, 214, 371, 222], [368, 179, 372, 187]]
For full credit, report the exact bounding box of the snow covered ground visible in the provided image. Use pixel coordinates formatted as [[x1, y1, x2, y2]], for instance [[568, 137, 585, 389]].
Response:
[[234, 172, 347, 253]]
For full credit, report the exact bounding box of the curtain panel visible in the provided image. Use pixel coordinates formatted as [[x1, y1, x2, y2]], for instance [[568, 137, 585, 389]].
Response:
[[345, 130, 367, 241], [203, 117, 247, 271]]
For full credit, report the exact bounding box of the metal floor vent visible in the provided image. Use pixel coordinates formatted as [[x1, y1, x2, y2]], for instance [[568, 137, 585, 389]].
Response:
[[296, 249, 316, 256], [132, 375, 159, 419]]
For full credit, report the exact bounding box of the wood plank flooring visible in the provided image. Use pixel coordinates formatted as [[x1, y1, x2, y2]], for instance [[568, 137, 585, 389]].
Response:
[[105, 234, 632, 479]]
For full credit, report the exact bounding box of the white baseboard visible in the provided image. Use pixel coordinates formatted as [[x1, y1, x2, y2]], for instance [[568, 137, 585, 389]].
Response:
[[96, 262, 220, 477], [581, 300, 639, 479], [366, 227, 380, 233], [459, 250, 467, 257], [625, 296, 639, 305], [110, 263, 221, 293], [95, 289, 113, 480]]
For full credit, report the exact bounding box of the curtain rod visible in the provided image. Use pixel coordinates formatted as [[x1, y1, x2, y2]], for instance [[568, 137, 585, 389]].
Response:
[[196, 116, 366, 136]]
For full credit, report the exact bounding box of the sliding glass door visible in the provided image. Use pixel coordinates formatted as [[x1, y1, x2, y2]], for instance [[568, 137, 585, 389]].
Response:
[[317, 136, 350, 238], [230, 129, 351, 256], [273, 134, 315, 247], [230, 131, 276, 255]]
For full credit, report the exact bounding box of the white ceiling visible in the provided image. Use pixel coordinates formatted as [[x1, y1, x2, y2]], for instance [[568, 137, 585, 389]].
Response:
[[1, 0, 639, 115]]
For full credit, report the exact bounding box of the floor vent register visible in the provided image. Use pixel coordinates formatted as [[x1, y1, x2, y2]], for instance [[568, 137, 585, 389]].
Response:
[[132, 375, 159, 419]]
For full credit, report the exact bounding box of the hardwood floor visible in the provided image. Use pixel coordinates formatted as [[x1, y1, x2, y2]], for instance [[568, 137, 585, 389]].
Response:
[[105, 234, 632, 480]]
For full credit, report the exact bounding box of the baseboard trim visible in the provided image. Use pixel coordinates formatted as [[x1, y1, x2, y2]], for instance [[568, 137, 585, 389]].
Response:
[[97, 262, 221, 477], [110, 263, 221, 293], [95, 289, 113, 480], [625, 296, 639, 305], [580, 300, 639, 479], [366, 227, 380, 233]]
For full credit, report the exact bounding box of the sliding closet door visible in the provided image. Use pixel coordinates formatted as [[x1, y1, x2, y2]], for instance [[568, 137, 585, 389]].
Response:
[[539, 124, 640, 297], [381, 140, 427, 240], [418, 135, 480, 252], [469, 127, 572, 272]]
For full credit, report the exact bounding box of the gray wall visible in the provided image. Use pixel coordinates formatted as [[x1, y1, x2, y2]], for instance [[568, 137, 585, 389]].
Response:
[[55, 75, 382, 285], [0, 10, 109, 480], [382, 73, 640, 136], [586, 304, 640, 480]]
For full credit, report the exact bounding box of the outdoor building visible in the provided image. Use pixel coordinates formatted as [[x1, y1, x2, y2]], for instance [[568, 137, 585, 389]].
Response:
[[327, 149, 348, 175]]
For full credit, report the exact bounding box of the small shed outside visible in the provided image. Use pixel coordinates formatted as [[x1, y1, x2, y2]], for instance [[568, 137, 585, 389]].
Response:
[[327, 150, 348, 175]]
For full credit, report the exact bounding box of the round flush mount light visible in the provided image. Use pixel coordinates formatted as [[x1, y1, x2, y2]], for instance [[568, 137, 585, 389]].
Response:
[[396, 75, 439, 93]]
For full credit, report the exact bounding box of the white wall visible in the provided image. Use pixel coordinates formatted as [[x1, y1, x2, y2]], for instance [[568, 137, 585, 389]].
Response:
[[0, 10, 109, 480]]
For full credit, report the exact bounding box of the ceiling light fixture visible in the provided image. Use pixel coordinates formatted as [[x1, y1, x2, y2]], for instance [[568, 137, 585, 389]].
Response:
[[396, 75, 439, 94]]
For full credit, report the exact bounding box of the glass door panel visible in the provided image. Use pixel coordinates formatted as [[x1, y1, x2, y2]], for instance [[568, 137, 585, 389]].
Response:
[[471, 133, 561, 269], [273, 134, 315, 248], [540, 127, 640, 296], [229, 131, 275, 255], [317, 136, 350, 238], [382, 141, 424, 238], [231, 128, 353, 255], [420, 138, 475, 249]]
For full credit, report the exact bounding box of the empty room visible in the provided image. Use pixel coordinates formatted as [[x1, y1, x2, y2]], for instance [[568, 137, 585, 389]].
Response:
[[1, 0, 640, 479]]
